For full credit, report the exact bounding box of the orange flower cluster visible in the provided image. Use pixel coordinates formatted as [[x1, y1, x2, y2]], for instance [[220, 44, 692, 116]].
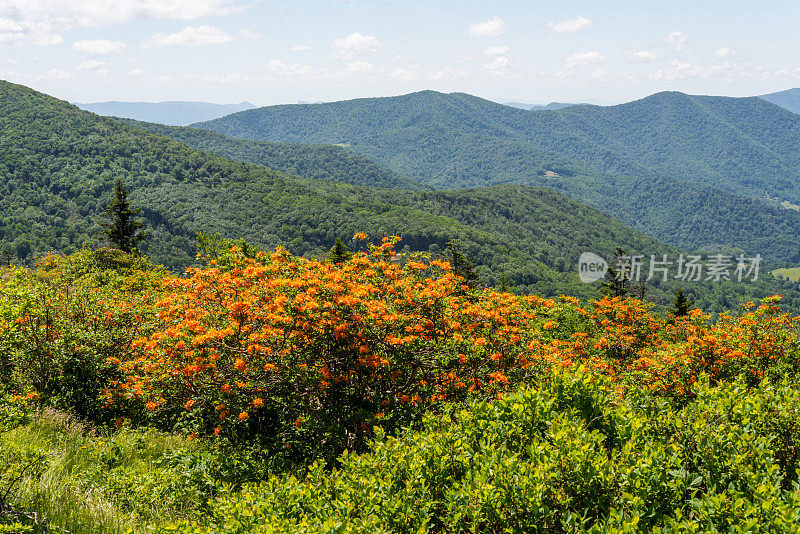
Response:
[[110, 239, 545, 447], [104, 238, 800, 447]]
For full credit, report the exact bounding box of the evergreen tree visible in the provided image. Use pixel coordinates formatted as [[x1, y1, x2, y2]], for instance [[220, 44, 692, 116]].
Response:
[[499, 267, 510, 293], [101, 178, 146, 253], [447, 241, 481, 289], [601, 248, 630, 298], [670, 288, 694, 318], [327, 238, 352, 264], [0, 248, 13, 267]]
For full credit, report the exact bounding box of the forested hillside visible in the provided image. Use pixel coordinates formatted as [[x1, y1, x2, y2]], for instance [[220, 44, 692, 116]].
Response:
[[192, 90, 800, 262], [0, 80, 650, 300], [120, 118, 422, 189]]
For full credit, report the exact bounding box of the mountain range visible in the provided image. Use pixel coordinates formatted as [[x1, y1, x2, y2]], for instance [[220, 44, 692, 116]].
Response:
[[0, 80, 678, 302], [3, 79, 800, 311], [74, 100, 256, 126], [189, 90, 800, 263]]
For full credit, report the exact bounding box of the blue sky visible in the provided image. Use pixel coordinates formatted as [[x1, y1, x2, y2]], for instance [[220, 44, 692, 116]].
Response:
[[1, 0, 799, 105]]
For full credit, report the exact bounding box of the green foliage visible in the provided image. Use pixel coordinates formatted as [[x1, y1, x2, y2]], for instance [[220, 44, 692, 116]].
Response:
[[602, 249, 630, 298], [670, 288, 694, 318], [325, 238, 352, 264], [446, 240, 480, 289], [157, 373, 800, 533], [0, 248, 164, 422]]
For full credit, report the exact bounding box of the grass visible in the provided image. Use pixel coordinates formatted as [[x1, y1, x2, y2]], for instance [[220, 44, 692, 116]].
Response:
[[772, 267, 800, 282], [0, 408, 202, 534]]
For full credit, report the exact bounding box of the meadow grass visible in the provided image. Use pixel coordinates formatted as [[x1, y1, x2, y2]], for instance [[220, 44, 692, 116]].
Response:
[[1, 408, 201, 534]]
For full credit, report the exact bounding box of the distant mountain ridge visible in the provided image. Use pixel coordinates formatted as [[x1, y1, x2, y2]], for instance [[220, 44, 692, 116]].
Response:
[[502, 101, 580, 111], [2, 78, 799, 311], [760, 88, 800, 115], [190, 89, 800, 262], [74, 100, 256, 126]]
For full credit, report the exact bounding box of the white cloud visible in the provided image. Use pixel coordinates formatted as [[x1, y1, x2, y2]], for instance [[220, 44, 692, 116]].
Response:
[[290, 44, 312, 52], [650, 59, 703, 81], [0, 18, 61, 45], [483, 46, 509, 56], [264, 59, 325, 80], [36, 67, 71, 80], [219, 72, 254, 83], [75, 59, 105, 70], [72, 39, 125, 55], [238, 29, 261, 39], [715, 47, 735, 58], [0, 0, 240, 46], [664, 30, 688, 50], [390, 65, 420, 82], [126, 68, 142, 76], [331, 32, 380, 59], [141, 25, 234, 48], [483, 56, 512, 71], [626, 50, 657, 62], [429, 66, 469, 81], [549, 16, 592, 34], [482, 56, 520, 80], [565, 51, 605, 68], [469, 17, 506, 37], [341, 60, 375, 75], [590, 68, 610, 80]]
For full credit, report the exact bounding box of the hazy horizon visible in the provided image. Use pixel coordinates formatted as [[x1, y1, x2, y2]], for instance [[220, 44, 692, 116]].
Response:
[[2, 0, 800, 107]]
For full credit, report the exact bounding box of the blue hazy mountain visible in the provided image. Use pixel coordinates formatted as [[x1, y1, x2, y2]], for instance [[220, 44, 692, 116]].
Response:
[[502, 101, 580, 111], [74, 100, 256, 126], [759, 88, 800, 115]]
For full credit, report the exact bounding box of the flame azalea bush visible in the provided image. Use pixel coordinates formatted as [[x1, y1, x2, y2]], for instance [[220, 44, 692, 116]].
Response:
[[112, 238, 549, 458], [105, 237, 800, 460], [526, 295, 800, 401], [0, 248, 164, 422]]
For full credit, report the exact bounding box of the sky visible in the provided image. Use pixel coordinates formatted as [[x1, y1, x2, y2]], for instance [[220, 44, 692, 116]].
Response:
[[1, 0, 799, 106]]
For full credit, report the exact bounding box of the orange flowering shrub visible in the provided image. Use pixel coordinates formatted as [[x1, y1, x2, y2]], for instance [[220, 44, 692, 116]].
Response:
[[105, 236, 800, 457], [112, 238, 547, 457], [629, 297, 800, 397], [0, 248, 164, 421], [523, 295, 800, 400]]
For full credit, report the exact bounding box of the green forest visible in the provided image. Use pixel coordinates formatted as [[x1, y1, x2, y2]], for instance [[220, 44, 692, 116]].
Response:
[[191, 90, 800, 264], [3, 80, 796, 311]]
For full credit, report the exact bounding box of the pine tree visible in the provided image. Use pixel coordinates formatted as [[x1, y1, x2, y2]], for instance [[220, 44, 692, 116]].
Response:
[[327, 238, 352, 264], [101, 178, 146, 253], [447, 241, 480, 289], [0, 248, 13, 267], [601, 248, 630, 298], [499, 267, 510, 292], [670, 288, 694, 318]]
